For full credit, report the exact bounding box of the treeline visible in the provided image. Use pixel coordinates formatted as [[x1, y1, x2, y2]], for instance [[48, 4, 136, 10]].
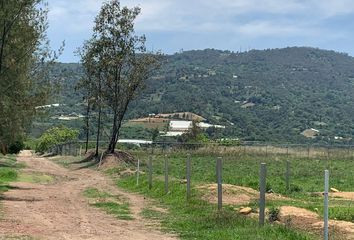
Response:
[[0, 0, 62, 154], [44, 47, 354, 144]]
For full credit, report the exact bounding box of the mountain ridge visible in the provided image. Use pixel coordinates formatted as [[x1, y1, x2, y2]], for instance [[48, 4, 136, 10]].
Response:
[[41, 46, 354, 143]]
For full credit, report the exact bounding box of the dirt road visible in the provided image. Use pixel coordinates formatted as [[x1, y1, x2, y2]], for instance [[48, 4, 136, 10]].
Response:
[[0, 151, 177, 240]]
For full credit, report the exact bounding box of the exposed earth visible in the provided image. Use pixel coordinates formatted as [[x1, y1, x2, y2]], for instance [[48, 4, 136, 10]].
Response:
[[0, 151, 176, 240]]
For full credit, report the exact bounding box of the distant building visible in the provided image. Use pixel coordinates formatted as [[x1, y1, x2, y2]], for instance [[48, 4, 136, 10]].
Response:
[[198, 122, 226, 129], [169, 120, 225, 132], [161, 131, 185, 137], [169, 121, 192, 131], [301, 128, 319, 138]]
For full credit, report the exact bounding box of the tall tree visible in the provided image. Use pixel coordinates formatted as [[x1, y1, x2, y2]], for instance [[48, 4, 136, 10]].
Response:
[[0, 0, 60, 154], [80, 0, 160, 154]]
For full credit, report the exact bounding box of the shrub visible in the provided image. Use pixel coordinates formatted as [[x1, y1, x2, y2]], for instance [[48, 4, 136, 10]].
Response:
[[35, 126, 79, 153], [268, 207, 280, 223], [8, 141, 25, 154]]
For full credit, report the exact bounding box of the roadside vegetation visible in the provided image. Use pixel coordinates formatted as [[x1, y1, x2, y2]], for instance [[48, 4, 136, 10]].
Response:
[[0, 155, 22, 195], [107, 148, 354, 239], [83, 187, 133, 220]]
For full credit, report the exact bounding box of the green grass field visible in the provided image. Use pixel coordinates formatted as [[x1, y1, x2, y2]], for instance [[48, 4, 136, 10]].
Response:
[[113, 149, 354, 239]]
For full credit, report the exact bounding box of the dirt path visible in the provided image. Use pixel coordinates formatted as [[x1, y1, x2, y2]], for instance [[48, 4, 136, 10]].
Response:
[[0, 151, 177, 240]]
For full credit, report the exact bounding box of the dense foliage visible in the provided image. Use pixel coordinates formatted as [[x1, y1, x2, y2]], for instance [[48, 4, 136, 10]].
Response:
[[0, 0, 60, 154], [34, 47, 354, 144], [35, 126, 79, 153]]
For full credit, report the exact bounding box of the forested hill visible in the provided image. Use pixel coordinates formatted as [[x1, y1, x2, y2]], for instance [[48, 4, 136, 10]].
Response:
[[50, 47, 354, 143]]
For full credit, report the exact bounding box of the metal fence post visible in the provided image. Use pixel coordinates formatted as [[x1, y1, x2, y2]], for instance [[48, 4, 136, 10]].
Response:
[[307, 144, 310, 158], [186, 154, 191, 200], [286, 160, 290, 193], [136, 158, 140, 186], [286, 145, 289, 157], [324, 170, 329, 240], [259, 163, 267, 226], [148, 156, 152, 190], [217, 157, 222, 210], [164, 156, 168, 194]]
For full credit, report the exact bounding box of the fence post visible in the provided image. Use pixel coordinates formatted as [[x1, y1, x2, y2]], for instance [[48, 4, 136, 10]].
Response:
[[286, 160, 290, 193], [79, 145, 82, 156], [186, 154, 191, 200], [286, 145, 289, 157], [164, 155, 168, 194], [136, 158, 140, 186], [216, 157, 222, 210], [307, 144, 310, 158], [148, 156, 152, 190], [324, 170, 329, 240], [259, 163, 267, 226]]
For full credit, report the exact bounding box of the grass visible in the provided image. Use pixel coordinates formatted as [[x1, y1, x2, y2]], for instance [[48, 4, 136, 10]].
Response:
[[83, 187, 133, 220], [0, 236, 38, 240], [0, 154, 22, 221], [118, 175, 316, 240], [0, 155, 22, 193], [93, 202, 133, 220], [48, 146, 354, 238], [110, 148, 354, 239], [50, 155, 83, 168], [17, 172, 54, 184]]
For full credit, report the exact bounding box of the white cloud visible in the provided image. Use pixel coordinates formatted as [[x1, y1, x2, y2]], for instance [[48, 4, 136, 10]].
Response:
[[47, 0, 354, 35], [45, 0, 354, 61]]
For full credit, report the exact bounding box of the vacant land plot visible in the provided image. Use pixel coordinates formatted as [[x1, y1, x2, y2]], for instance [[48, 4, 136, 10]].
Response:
[[115, 149, 354, 239], [0, 151, 176, 240]]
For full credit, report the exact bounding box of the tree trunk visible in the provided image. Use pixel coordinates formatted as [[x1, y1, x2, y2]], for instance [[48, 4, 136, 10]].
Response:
[[107, 113, 118, 153], [107, 115, 124, 154], [84, 99, 90, 154], [95, 104, 102, 157]]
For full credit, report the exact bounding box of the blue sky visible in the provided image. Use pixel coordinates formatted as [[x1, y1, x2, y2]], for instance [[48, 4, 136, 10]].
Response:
[[47, 0, 354, 62]]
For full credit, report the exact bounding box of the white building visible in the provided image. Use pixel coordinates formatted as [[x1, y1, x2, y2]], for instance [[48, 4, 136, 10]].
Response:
[[169, 120, 225, 132], [169, 121, 192, 131]]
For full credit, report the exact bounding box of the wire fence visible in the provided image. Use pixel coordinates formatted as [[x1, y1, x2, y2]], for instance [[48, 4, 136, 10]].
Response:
[[47, 140, 354, 160], [46, 140, 354, 238]]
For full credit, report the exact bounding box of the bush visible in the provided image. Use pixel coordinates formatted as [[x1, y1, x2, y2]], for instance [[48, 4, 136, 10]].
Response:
[[8, 141, 25, 154], [35, 126, 79, 153], [268, 207, 280, 223]]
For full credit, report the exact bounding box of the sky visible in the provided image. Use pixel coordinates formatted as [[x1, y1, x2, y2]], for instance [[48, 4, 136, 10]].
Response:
[[47, 0, 354, 63]]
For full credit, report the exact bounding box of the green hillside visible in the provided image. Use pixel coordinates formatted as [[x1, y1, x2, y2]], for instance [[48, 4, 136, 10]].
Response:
[[33, 47, 354, 144]]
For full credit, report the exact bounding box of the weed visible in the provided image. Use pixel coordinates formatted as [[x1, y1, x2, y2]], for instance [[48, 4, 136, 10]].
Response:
[[83, 187, 133, 220]]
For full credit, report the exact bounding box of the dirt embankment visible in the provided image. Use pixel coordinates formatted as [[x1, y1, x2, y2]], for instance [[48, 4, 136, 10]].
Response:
[[0, 151, 176, 240], [197, 183, 354, 239]]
